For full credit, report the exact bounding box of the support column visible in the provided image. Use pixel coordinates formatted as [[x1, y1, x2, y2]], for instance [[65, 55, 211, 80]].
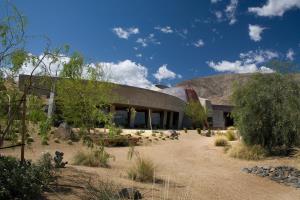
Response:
[[147, 109, 152, 130], [169, 112, 174, 129], [129, 108, 136, 128], [177, 112, 184, 130], [162, 111, 167, 129]]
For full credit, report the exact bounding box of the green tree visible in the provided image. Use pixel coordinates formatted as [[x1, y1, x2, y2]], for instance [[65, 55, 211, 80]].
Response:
[[56, 53, 114, 135], [232, 72, 300, 153], [184, 101, 207, 128]]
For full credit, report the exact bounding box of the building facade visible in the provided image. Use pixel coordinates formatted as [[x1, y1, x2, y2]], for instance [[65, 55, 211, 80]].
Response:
[[19, 74, 233, 129]]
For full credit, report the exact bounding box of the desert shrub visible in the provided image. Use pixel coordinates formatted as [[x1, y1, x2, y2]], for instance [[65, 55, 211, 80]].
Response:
[[82, 179, 123, 200], [228, 143, 267, 160], [128, 156, 155, 182], [232, 73, 300, 152], [206, 129, 212, 137], [54, 137, 60, 143], [196, 128, 201, 134], [227, 126, 236, 130], [26, 136, 34, 144], [67, 139, 73, 145], [226, 130, 236, 141], [73, 147, 114, 167], [184, 128, 187, 133], [0, 155, 55, 200], [214, 136, 228, 146]]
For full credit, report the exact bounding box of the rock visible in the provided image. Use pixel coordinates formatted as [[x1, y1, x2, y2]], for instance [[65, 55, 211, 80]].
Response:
[[243, 165, 300, 189], [241, 168, 251, 173], [54, 122, 72, 140], [118, 188, 142, 199]]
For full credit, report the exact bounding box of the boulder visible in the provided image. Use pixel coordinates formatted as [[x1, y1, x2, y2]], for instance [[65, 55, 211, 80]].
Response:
[[54, 123, 72, 140]]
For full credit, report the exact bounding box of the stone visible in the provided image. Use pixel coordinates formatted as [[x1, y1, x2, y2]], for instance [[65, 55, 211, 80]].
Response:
[[118, 188, 142, 199], [54, 122, 72, 140]]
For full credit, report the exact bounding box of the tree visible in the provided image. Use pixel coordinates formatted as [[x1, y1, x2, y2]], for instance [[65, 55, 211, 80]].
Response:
[[232, 72, 300, 152], [184, 101, 207, 128], [56, 53, 114, 135]]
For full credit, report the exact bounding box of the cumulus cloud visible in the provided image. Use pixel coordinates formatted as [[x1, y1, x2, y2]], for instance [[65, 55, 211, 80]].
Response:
[[153, 64, 180, 82], [193, 39, 205, 48], [155, 26, 173, 34], [112, 27, 139, 39], [248, 0, 300, 17], [14, 54, 158, 89], [207, 49, 278, 73], [249, 24, 266, 42], [136, 33, 160, 47], [214, 11, 223, 20], [286, 49, 295, 60], [100, 60, 156, 89], [225, 0, 238, 25]]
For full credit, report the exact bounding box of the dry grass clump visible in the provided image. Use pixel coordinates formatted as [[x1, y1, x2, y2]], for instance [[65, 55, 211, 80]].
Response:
[[82, 180, 123, 200], [227, 126, 236, 130], [128, 156, 155, 182], [73, 148, 114, 167], [228, 143, 266, 160], [226, 130, 236, 141], [214, 136, 229, 146]]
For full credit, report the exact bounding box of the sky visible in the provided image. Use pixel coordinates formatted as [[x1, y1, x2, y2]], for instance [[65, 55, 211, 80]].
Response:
[[8, 0, 300, 89]]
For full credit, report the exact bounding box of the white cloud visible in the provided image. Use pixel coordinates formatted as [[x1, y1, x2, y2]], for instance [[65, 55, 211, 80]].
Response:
[[193, 39, 205, 48], [286, 49, 295, 60], [136, 33, 160, 47], [248, 24, 266, 42], [207, 49, 278, 73], [112, 27, 139, 39], [249, 0, 300, 17], [214, 11, 223, 19], [153, 64, 180, 82], [211, 0, 222, 3], [225, 0, 238, 25], [100, 60, 155, 89], [155, 26, 173, 34], [15, 54, 157, 90], [136, 53, 142, 58]]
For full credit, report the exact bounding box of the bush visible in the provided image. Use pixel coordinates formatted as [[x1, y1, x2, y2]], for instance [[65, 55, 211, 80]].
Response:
[[232, 73, 300, 152], [227, 126, 236, 130], [184, 128, 187, 133], [196, 128, 201, 134], [228, 143, 266, 160], [214, 136, 229, 146], [128, 156, 155, 182], [226, 130, 236, 141], [73, 147, 114, 167], [0, 155, 55, 200], [82, 179, 122, 200], [54, 137, 60, 143]]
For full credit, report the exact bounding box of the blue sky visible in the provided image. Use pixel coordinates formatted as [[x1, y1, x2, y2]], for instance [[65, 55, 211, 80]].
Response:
[[10, 0, 300, 88]]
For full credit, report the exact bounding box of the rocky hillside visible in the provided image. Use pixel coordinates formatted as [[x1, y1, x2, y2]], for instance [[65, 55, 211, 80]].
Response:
[[177, 73, 300, 105], [177, 74, 252, 105]]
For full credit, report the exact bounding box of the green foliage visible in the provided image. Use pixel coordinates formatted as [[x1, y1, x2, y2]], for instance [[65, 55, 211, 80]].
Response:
[[184, 101, 207, 128], [196, 128, 201, 134], [0, 155, 55, 200], [228, 143, 266, 160], [11, 49, 28, 74], [128, 155, 155, 182], [214, 136, 229, 146], [27, 95, 46, 123], [232, 73, 300, 152]]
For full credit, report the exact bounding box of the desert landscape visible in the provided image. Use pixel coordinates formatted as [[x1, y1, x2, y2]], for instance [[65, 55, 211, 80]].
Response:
[[2, 130, 300, 200]]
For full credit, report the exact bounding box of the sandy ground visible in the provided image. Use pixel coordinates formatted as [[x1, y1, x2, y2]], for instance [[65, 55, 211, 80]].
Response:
[[1, 130, 300, 200]]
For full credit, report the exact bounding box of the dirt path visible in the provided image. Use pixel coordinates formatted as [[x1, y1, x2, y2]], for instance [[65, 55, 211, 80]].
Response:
[[2, 131, 300, 200]]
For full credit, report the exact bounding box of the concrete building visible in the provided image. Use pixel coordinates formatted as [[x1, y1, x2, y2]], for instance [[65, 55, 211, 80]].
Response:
[[19, 74, 233, 129]]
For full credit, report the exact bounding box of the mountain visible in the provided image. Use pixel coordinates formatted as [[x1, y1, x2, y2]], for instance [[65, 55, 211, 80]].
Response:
[[176, 73, 300, 105]]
